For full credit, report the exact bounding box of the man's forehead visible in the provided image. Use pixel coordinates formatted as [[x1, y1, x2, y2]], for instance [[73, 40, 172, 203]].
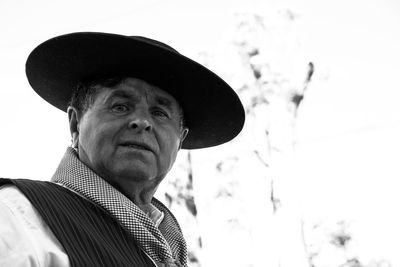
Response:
[[101, 78, 181, 109]]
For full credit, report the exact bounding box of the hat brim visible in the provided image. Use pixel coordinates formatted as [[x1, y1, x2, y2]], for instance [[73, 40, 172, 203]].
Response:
[[26, 32, 244, 149]]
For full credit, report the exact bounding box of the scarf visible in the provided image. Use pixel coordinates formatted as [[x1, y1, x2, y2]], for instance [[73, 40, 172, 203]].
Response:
[[51, 147, 188, 267]]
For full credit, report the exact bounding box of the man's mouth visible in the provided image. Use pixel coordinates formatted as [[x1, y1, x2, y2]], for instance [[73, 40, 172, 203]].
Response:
[[120, 142, 152, 152]]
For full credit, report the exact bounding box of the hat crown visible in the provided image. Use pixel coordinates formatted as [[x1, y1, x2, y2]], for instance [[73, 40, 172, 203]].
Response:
[[129, 36, 179, 54]]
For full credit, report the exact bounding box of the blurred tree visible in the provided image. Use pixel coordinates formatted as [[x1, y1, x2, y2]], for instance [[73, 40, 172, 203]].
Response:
[[158, 7, 391, 267], [228, 12, 315, 266], [167, 10, 317, 266], [302, 219, 393, 267]]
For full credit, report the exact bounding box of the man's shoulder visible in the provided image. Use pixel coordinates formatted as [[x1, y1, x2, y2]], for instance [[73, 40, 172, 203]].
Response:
[[0, 180, 31, 205], [0, 179, 65, 210], [0, 179, 70, 267], [0, 178, 48, 187], [0, 179, 47, 227], [0, 178, 64, 192]]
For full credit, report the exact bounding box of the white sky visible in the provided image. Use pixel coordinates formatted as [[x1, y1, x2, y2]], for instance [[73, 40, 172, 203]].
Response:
[[1, 0, 400, 265]]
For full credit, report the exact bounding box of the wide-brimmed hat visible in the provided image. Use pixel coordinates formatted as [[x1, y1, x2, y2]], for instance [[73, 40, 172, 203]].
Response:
[[26, 32, 245, 149]]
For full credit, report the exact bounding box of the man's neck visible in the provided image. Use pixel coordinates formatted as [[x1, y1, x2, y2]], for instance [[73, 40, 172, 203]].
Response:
[[103, 177, 161, 205]]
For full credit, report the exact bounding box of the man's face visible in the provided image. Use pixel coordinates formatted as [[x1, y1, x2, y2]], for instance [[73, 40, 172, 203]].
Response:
[[74, 77, 187, 187]]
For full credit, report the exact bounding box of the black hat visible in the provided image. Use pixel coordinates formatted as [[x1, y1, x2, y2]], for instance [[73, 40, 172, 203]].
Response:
[[26, 32, 245, 149]]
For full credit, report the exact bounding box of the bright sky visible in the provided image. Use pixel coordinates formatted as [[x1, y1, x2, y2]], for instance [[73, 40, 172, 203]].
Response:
[[1, 0, 400, 265]]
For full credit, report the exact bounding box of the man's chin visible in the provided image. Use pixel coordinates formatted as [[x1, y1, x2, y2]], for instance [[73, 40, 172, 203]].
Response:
[[110, 163, 156, 182]]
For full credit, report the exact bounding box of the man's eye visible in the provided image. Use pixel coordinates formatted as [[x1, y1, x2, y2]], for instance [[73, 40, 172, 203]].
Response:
[[111, 104, 129, 113], [152, 109, 169, 118]]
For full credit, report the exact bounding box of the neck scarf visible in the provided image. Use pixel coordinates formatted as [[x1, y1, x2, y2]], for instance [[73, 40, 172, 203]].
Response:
[[51, 147, 187, 267]]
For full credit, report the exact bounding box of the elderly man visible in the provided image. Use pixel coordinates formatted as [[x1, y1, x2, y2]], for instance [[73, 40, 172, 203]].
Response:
[[0, 32, 244, 267]]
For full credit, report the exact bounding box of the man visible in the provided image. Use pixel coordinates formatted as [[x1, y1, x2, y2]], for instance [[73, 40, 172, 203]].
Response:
[[0, 32, 245, 267]]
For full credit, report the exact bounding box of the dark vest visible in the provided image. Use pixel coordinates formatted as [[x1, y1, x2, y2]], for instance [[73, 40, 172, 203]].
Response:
[[0, 178, 155, 267]]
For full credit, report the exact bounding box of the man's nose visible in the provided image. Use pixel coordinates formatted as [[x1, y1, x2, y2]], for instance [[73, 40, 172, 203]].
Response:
[[128, 112, 153, 132]]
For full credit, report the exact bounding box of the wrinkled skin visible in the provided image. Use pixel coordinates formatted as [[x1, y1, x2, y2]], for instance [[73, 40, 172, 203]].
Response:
[[68, 77, 188, 204]]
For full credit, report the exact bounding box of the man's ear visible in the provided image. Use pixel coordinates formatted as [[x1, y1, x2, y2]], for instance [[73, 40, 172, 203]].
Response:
[[178, 128, 189, 150], [67, 106, 80, 148]]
